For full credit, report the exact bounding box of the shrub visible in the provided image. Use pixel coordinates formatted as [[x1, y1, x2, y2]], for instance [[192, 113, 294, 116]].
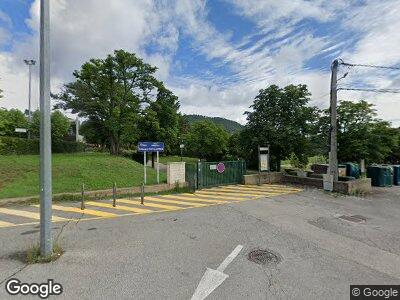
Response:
[[0, 136, 85, 155]]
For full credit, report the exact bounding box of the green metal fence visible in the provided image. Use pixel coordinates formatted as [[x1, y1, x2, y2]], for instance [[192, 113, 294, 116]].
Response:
[[198, 160, 246, 189], [185, 160, 246, 190], [185, 163, 198, 191]]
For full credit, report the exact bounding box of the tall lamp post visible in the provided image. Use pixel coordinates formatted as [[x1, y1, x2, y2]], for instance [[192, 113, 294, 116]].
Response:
[[24, 59, 36, 139]]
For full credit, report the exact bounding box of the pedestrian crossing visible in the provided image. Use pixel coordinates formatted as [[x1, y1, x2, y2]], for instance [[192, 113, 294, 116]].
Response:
[[0, 184, 302, 229]]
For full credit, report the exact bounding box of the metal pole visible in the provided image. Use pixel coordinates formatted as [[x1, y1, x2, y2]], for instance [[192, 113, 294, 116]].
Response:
[[144, 151, 147, 185], [258, 146, 261, 185], [112, 182, 116, 207], [141, 183, 144, 204], [329, 59, 339, 182], [80, 183, 85, 210], [28, 64, 32, 139], [157, 151, 159, 184], [39, 0, 52, 257]]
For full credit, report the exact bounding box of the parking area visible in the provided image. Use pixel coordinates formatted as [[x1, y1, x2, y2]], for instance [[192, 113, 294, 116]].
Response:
[[1, 185, 399, 299], [0, 184, 302, 229]]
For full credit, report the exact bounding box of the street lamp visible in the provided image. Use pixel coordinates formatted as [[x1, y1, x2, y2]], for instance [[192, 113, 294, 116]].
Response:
[[24, 59, 36, 139]]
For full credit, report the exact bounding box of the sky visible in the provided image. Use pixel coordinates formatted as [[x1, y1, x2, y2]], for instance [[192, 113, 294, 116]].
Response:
[[0, 0, 400, 126]]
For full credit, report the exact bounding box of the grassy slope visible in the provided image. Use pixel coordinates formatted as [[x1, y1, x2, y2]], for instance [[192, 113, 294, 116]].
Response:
[[159, 156, 199, 164], [0, 152, 166, 199]]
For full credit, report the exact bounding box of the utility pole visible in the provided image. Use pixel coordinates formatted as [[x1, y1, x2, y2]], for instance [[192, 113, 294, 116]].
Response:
[[329, 59, 339, 182], [24, 59, 36, 139], [39, 0, 52, 257]]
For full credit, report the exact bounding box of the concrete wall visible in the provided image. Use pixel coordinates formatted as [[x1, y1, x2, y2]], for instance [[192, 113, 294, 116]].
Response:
[[282, 175, 371, 194], [167, 162, 186, 185], [243, 172, 284, 185]]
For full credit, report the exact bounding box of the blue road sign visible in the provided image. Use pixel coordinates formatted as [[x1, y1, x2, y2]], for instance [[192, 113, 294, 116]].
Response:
[[138, 141, 164, 152]]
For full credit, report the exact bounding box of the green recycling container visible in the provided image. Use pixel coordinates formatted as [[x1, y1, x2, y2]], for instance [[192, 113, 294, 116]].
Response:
[[345, 163, 361, 179], [393, 165, 400, 186], [367, 166, 393, 187]]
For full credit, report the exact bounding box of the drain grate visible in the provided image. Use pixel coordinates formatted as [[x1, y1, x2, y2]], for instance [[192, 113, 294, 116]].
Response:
[[338, 215, 367, 223], [248, 249, 282, 266]]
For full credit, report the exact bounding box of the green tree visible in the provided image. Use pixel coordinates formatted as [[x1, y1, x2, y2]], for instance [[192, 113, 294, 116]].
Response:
[[185, 120, 230, 160], [138, 87, 180, 154], [30, 110, 71, 141], [243, 84, 317, 170], [334, 100, 398, 163], [0, 108, 28, 136], [54, 50, 165, 155]]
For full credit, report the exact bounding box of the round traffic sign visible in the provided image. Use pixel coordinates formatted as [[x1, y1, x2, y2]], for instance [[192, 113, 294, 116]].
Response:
[[216, 162, 225, 173]]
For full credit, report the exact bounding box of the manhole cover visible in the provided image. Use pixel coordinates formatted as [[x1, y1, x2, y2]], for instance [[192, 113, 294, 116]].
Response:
[[338, 215, 367, 223], [248, 249, 282, 266]]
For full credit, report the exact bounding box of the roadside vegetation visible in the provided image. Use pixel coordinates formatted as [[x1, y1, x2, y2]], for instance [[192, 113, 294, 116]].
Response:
[[0, 152, 165, 199]]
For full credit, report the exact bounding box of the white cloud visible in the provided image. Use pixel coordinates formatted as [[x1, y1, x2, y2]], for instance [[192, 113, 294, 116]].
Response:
[[0, 0, 399, 127]]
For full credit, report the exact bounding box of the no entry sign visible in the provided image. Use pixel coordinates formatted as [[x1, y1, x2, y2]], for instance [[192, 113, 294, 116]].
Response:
[[216, 162, 225, 173]]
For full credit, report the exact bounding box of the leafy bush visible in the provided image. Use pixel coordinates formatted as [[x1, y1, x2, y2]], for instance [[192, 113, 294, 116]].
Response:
[[0, 137, 85, 155], [289, 153, 308, 170], [308, 155, 328, 165]]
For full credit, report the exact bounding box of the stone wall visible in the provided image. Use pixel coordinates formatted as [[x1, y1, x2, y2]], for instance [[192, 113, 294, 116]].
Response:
[[282, 175, 371, 194], [167, 162, 186, 185], [243, 172, 284, 185]]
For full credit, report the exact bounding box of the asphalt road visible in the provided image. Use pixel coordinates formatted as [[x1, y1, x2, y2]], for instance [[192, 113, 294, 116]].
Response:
[[1, 186, 399, 299]]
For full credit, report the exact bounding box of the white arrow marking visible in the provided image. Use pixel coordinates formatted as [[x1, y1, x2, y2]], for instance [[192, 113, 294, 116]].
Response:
[[191, 245, 243, 300]]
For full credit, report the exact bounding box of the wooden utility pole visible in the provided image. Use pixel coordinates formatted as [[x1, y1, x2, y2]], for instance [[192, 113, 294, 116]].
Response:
[[329, 59, 339, 182]]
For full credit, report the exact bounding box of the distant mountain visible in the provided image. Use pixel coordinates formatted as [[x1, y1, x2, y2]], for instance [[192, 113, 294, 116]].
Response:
[[184, 114, 244, 133]]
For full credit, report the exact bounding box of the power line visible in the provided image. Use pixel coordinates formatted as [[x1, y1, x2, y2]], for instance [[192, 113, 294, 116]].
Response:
[[340, 62, 400, 71], [338, 87, 400, 94]]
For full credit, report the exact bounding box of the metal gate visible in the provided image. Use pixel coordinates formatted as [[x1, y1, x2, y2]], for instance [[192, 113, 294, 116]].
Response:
[[185, 160, 246, 190]]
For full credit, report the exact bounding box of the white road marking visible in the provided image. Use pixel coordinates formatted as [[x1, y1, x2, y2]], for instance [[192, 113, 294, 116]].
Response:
[[191, 245, 243, 300]]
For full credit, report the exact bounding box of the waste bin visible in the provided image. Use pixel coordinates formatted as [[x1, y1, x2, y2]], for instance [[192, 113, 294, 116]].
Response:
[[393, 165, 400, 186], [345, 163, 361, 179], [367, 165, 393, 187]]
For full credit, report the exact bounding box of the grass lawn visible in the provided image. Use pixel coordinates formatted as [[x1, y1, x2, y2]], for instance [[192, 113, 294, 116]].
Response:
[[159, 155, 199, 164], [0, 152, 166, 199]]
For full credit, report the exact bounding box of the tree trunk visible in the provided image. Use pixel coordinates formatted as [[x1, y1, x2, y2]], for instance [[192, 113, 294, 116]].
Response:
[[109, 135, 119, 155]]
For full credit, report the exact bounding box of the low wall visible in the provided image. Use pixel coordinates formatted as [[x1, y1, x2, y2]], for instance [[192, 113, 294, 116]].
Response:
[[243, 172, 284, 185], [283, 175, 371, 194]]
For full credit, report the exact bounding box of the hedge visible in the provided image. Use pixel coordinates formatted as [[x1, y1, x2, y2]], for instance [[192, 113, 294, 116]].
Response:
[[0, 136, 85, 155]]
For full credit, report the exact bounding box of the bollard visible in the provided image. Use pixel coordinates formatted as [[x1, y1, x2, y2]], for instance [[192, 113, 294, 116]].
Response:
[[81, 183, 85, 210], [113, 182, 117, 207], [141, 183, 144, 205]]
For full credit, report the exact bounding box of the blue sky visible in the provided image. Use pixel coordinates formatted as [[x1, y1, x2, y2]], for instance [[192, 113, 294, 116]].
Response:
[[1, 0, 400, 125]]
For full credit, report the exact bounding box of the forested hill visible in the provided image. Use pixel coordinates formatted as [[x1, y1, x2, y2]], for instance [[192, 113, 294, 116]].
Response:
[[184, 114, 244, 133]]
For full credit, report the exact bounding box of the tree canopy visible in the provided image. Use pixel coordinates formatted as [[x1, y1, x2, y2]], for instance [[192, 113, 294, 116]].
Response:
[[242, 84, 317, 170], [30, 110, 71, 142], [185, 120, 230, 160], [335, 100, 398, 163], [53, 49, 179, 155]]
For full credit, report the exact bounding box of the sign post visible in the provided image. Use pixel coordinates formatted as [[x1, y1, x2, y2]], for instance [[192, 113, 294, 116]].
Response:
[[157, 151, 160, 184], [138, 142, 164, 185], [258, 146, 270, 185]]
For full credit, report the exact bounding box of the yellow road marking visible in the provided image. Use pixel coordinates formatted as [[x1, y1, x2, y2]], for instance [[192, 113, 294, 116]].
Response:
[[85, 201, 154, 213], [235, 184, 302, 192], [196, 190, 262, 197], [35, 204, 118, 218], [0, 220, 15, 228], [0, 207, 68, 222], [135, 197, 207, 207], [117, 198, 183, 210], [166, 194, 229, 204], [190, 193, 247, 201], [208, 187, 289, 195]]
